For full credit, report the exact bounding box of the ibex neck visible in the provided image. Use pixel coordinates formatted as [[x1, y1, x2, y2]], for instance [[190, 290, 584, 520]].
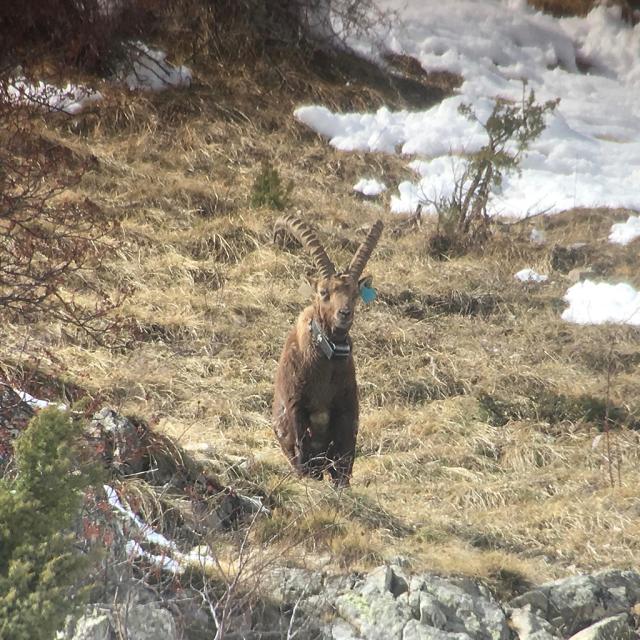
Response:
[[309, 318, 351, 360]]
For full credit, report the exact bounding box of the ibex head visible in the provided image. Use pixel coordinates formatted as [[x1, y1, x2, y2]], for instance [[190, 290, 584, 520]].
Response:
[[274, 215, 384, 341]]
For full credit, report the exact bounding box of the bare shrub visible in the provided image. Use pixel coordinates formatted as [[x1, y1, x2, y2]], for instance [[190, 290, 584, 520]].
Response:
[[0, 0, 155, 74], [169, 0, 393, 64], [424, 85, 559, 258], [0, 84, 122, 339]]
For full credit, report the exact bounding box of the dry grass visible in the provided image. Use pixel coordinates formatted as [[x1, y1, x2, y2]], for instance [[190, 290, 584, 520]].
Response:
[[4, 17, 640, 592]]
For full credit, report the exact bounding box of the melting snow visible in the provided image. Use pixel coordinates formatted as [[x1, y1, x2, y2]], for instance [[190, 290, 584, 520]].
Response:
[[609, 215, 640, 245], [562, 280, 640, 325], [354, 178, 387, 196], [8, 40, 192, 115], [9, 79, 102, 114], [515, 268, 548, 283], [122, 42, 192, 91], [295, 1, 640, 218], [14, 389, 67, 411], [104, 484, 217, 574]]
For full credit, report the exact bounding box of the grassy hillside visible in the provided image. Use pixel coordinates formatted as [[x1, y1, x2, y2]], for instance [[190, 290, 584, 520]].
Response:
[[3, 5, 640, 596]]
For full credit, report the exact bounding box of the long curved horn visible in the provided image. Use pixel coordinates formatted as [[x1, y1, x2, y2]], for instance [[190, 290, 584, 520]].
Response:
[[274, 215, 336, 279], [348, 220, 384, 280]]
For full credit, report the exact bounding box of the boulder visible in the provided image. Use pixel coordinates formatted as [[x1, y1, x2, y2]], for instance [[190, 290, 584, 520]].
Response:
[[63, 604, 177, 640], [408, 575, 509, 640], [567, 613, 633, 640], [120, 604, 178, 640], [402, 620, 472, 639], [332, 565, 510, 640], [335, 588, 413, 640], [509, 604, 561, 640], [510, 569, 640, 636], [66, 610, 111, 640]]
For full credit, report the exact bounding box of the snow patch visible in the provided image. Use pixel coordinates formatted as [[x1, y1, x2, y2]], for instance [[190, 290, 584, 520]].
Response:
[[122, 43, 192, 91], [14, 389, 67, 411], [104, 484, 217, 575], [515, 268, 548, 283], [609, 215, 640, 246], [8, 79, 102, 114], [354, 178, 387, 196], [562, 280, 640, 326], [295, 1, 640, 217]]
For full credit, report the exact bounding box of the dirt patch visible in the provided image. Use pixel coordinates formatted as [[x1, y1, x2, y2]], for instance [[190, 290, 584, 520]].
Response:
[[381, 288, 499, 319]]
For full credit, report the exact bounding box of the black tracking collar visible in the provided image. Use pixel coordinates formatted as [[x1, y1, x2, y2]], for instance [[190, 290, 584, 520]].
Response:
[[310, 319, 351, 360]]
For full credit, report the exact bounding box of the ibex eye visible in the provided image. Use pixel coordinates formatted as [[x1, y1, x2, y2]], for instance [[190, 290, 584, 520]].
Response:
[[319, 289, 328, 297]]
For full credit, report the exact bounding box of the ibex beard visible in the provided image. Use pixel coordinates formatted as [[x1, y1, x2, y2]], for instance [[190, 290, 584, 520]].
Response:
[[272, 216, 383, 487]]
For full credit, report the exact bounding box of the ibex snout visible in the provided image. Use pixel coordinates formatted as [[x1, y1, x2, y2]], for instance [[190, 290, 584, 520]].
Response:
[[335, 305, 353, 328]]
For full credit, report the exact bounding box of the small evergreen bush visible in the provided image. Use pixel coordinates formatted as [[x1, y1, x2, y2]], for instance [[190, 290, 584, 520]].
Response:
[[0, 408, 94, 640], [251, 159, 293, 210]]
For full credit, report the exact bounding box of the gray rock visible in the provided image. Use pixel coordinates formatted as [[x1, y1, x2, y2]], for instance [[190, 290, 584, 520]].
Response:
[[417, 593, 448, 629], [509, 604, 561, 640], [68, 612, 111, 640], [336, 589, 413, 640], [62, 603, 177, 640], [510, 570, 640, 636], [332, 618, 363, 640], [409, 575, 509, 640], [87, 407, 146, 475], [121, 604, 177, 640], [267, 566, 326, 601], [335, 565, 414, 640], [332, 566, 509, 640], [361, 565, 409, 598], [567, 613, 633, 640], [402, 620, 472, 639]]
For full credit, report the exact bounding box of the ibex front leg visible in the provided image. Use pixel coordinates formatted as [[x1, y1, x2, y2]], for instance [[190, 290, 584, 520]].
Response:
[[327, 385, 359, 487], [273, 397, 323, 479]]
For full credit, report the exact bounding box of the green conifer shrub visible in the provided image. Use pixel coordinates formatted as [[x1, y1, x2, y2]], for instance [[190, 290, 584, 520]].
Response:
[[251, 159, 293, 210], [0, 408, 94, 640]]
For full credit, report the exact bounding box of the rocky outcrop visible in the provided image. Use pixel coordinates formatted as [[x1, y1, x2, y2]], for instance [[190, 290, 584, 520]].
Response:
[[263, 566, 640, 640], [509, 605, 560, 640], [324, 565, 510, 640], [509, 569, 640, 637], [62, 603, 178, 640], [567, 613, 633, 640], [59, 564, 640, 640]]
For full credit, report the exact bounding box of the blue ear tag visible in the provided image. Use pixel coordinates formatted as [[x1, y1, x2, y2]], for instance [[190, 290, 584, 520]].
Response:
[[360, 285, 377, 304]]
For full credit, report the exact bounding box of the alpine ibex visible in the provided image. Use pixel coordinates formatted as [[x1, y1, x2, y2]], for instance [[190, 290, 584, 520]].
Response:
[[272, 215, 383, 486]]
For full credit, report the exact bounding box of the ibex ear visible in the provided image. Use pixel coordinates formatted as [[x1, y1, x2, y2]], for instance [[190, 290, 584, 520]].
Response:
[[298, 277, 315, 299], [358, 276, 376, 303]]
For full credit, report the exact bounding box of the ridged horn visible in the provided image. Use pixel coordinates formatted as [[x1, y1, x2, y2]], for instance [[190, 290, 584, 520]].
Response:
[[347, 221, 384, 280], [274, 215, 336, 279]]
